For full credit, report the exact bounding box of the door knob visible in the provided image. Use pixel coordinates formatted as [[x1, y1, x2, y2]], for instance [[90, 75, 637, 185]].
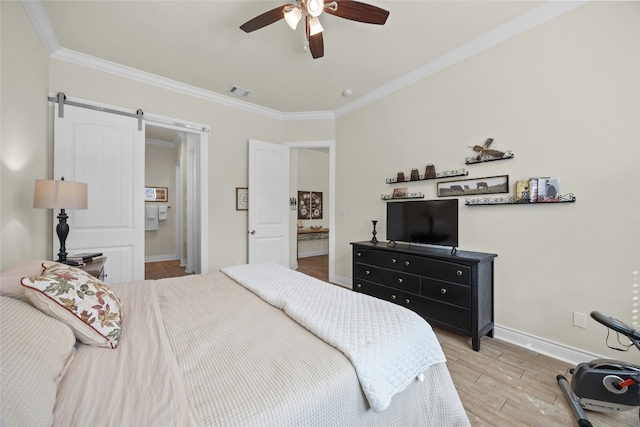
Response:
[[250, 230, 256, 234]]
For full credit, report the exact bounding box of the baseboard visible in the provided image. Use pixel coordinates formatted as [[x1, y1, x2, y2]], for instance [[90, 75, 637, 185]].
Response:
[[338, 277, 600, 365], [144, 255, 179, 263], [493, 325, 603, 365], [332, 274, 351, 289]]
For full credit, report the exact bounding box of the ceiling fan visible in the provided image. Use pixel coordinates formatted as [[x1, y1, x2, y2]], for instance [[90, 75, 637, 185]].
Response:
[[239, 0, 389, 59]]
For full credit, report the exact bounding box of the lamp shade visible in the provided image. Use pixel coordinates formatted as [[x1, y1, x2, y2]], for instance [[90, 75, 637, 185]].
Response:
[[33, 179, 88, 210], [284, 6, 302, 30], [308, 17, 324, 36]]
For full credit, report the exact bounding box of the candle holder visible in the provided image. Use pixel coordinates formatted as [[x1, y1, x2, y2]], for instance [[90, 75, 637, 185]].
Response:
[[371, 220, 378, 243]]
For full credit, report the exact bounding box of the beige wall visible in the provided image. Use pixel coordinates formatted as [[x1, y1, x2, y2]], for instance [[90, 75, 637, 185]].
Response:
[[145, 144, 178, 259], [334, 1, 639, 358], [1, 1, 53, 267], [1, 3, 327, 273], [2, 1, 638, 359]]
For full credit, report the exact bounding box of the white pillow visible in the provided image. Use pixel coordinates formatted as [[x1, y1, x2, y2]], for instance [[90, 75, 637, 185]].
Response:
[[0, 260, 49, 302], [0, 295, 76, 427], [21, 262, 123, 349]]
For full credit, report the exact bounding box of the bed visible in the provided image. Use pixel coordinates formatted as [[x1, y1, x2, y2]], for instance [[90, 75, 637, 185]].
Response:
[[0, 260, 470, 426]]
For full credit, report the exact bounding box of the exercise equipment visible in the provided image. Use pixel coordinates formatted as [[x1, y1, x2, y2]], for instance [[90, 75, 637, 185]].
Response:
[[557, 311, 640, 427]]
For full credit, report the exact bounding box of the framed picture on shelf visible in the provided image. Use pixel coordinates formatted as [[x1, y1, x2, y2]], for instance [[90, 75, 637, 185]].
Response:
[[236, 187, 248, 210], [392, 187, 408, 198], [145, 186, 168, 202], [437, 175, 509, 197]]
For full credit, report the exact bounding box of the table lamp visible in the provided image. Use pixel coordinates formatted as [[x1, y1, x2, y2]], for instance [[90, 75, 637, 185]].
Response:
[[33, 177, 88, 265]]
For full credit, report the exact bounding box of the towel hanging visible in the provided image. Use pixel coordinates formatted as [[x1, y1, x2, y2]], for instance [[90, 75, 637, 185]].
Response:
[[145, 205, 158, 231], [158, 205, 168, 220]]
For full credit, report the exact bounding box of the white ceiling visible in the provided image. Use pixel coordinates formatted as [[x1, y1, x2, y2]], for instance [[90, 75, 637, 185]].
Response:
[[35, 0, 554, 114]]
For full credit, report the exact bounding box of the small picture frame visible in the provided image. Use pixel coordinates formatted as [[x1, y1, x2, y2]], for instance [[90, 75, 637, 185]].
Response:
[[392, 187, 408, 198], [145, 186, 168, 202], [437, 175, 509, 197], [236, 187, 248, 210]]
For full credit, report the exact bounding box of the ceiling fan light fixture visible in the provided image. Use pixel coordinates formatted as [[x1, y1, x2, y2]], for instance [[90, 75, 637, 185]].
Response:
[[308, 17, 324, 36], [284, 6, 302, 30], [307, 0, 324, 17]]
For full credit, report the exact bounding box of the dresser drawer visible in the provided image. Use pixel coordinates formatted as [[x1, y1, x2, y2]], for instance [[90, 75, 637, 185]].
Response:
[[354, 263, 384, 283], [404, 255, 471, 285], [353, 249, 393, 267], [421, 278, 470, 308], [420, 298, 471, 332], [383, 270, 420, 294], [353, 280, 417, 310]]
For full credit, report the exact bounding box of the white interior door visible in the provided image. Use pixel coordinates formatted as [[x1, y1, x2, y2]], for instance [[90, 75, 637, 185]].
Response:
[[54, 104, 144, 283], [248, 139, 290, 267]]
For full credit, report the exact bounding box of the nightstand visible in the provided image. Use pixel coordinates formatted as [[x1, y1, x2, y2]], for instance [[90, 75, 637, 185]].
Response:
[[78, 257, 107, 281]]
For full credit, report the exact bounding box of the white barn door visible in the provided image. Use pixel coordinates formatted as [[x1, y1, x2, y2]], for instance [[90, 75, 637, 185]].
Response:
[[248, 139, 289, 267], [54, 104, 144, 283]]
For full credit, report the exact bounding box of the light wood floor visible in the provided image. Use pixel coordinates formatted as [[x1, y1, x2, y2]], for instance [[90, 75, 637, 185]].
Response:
[[296, 255, 638, 427], [148, 257, 638, 426]]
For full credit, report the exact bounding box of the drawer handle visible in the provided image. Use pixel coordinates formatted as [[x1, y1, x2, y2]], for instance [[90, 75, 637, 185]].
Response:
[[404, 298, 411, 304], [391, 258, 397, 264], [365, 270, 371, 275], [441, 288, 447, 294], [456, 270, 463, 276], [356, 283, 362, 288], [397, 278, 403, 284], [357, 252, 362, 257], [404, 260, 410, 266], [391, 294, 397, 300]]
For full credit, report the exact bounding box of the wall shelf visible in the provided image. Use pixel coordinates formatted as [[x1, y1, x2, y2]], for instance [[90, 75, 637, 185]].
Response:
[[386, 168, 468, 184], [465, 193, 576, 206], [381, 192, 425, 201], [465, 151, 514, 165]]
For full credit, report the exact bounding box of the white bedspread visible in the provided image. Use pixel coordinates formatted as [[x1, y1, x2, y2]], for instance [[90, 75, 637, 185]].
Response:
[[221, 262, 446, 413]]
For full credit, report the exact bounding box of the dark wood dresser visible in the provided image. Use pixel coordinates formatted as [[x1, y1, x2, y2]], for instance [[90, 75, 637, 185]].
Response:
[[351, 241, 497, 351]]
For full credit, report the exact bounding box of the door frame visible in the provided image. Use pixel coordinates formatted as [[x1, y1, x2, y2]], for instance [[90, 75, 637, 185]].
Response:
[[284, 140, 335, 283], [144, 116, 209, 274]]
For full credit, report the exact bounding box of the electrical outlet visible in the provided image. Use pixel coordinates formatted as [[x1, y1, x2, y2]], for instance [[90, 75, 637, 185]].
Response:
[[573, 312, 587, 329]]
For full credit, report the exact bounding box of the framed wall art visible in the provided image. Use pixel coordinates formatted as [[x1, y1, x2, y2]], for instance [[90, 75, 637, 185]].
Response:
[[236, 187, 248, 210], [145, 186, 168, 202], [437, 175, 509, 197], [297, 191, 323, 219]]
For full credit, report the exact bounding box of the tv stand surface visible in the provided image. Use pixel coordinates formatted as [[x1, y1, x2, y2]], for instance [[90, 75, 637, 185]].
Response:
[[351, 241, 497, 351]]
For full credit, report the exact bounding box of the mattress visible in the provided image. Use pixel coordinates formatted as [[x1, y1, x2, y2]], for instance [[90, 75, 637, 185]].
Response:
[[40, 267, 469, 426]]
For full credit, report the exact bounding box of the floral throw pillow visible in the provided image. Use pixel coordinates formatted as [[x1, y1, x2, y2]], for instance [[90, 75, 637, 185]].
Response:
[[21, 262, 122, 349]]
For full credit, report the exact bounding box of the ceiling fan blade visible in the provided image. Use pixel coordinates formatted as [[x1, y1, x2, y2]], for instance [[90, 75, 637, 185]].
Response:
[[305, 16, 324, 59], [309, 33, 324, 59], [240, 5, 287, 33], [324, 0, 389, 25]]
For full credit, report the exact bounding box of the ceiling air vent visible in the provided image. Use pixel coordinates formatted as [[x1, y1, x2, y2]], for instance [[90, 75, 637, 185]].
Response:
[[229, 86, 251, 97]]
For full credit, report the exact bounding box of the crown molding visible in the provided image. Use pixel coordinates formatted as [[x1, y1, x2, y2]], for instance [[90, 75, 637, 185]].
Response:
[[23, 0, 584, 121], [334, 1, 586, 118], [20, 0, 60, 54]]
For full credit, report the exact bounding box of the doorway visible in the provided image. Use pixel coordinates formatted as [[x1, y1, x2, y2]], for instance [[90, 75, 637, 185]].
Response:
[[285, 140, 335, 283], [144, 124, 207, 277]]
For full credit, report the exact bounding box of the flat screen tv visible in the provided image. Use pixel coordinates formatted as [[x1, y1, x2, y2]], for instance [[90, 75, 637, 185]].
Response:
[[386, 199, 459, 248]]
